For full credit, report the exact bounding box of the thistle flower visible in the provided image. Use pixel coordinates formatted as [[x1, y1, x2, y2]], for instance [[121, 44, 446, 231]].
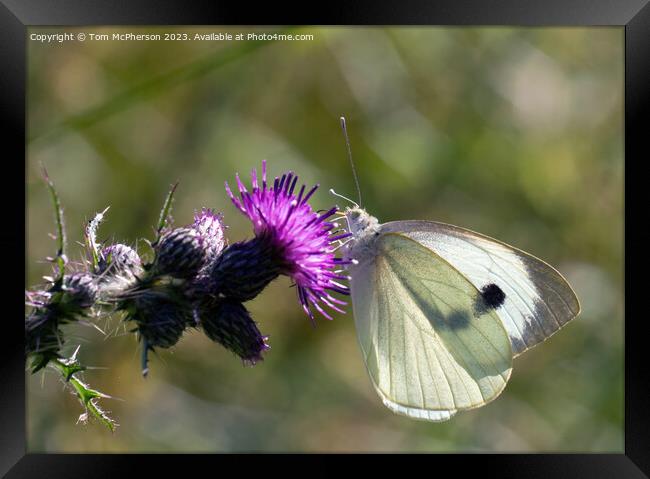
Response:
[[219, 160, 351, 320], [152, 227, 207, 279], [200, 300, 270, 365]]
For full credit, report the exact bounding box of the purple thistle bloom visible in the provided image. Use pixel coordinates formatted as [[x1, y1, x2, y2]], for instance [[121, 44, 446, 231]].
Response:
[[191, 208, 227, 265], [225, 160, 351, 320]]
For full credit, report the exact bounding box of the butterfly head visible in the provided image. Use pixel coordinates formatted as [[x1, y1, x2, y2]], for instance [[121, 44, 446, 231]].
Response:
[[344, 207, 380, 239], [342, 207, 380, 266]]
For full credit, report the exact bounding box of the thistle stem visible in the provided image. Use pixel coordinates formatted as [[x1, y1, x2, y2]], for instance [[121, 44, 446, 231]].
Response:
[[42, 166, 67, 280]]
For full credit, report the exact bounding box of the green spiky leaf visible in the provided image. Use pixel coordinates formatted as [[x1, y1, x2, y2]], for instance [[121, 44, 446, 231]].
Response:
[[51, 352, 117, 432]]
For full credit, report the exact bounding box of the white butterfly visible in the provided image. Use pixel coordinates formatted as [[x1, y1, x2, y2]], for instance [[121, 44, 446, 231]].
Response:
[[337, 120, 581, 422]]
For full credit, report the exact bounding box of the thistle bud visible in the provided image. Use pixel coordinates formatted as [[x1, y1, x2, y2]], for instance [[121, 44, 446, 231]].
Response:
[[25, 273, 97, 372], [126, 291, 191, 350], [97, 243, 143, 279], [62, 273, 98, 309], [25, 310, 63, 371], [205, 236, 283, 302], [200, 300, 269, 365], [153, 227, 206, 279], [192, 208, 227, 267]]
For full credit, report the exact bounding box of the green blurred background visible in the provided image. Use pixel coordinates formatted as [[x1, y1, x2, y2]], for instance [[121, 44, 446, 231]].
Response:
[[26, 26, 623, 452]]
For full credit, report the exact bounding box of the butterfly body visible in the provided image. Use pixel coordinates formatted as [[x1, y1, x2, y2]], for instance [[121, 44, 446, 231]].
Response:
[[343, 206, 580, 422], [344, 207, 381, 263]]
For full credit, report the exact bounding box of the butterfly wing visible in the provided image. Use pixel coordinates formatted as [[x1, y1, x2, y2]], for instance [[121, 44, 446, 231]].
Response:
[[380, 220, 581, 357], [350, 232, 513, 421]]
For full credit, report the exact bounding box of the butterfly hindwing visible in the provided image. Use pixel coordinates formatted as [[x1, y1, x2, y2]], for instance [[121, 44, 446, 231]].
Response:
[[380, 221, 581, 357], [350, 232, 513, 421]]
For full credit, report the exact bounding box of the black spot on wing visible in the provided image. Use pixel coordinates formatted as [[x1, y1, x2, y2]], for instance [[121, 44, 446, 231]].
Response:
[[481, 283, 506, 308], [474, 283, 506, 315]]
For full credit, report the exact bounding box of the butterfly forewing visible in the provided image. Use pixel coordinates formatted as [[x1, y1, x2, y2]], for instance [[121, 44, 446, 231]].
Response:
[[350, 232, 513, 421], [380, 221, 581, 356]]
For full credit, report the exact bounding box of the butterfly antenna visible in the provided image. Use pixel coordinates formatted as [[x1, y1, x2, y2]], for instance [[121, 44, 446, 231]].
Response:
[[329, 188, 358, 208], [340, 116, 362, 206]]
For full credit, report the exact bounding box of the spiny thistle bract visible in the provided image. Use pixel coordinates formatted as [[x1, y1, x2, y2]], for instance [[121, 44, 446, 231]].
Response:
[[26, 162, 350, 430]]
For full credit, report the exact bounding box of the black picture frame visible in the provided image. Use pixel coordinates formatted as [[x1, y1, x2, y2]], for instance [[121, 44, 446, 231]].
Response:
[[3, 1, 648, 476]]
